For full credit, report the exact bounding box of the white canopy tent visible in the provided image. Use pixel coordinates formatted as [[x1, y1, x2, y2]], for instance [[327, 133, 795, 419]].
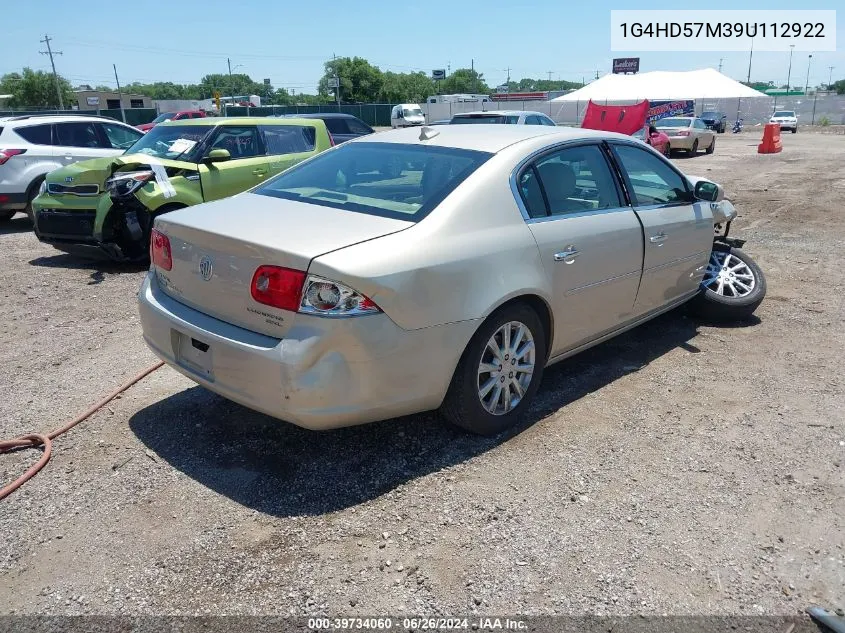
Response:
[[552, 68, 767, 102]]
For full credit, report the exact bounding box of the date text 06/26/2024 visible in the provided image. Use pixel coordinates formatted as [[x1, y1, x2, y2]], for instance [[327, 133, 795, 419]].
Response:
[[611, 10, 836, 52]]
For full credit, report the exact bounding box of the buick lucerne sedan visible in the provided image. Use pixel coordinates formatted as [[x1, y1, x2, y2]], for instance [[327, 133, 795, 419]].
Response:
[[139, 125, 766, 435]]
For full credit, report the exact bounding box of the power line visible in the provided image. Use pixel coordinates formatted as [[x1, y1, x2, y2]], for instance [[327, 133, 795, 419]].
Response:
[[39, 34, 64, 109]]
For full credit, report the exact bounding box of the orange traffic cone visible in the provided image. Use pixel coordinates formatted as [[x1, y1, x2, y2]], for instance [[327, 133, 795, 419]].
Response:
[[758, 123, 783, 154]]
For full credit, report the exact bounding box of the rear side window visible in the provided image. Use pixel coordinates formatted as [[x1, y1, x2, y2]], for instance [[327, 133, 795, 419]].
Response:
[[260, 125, 317, 155], [15, 124, 53, 145], [323, 118, 350, 135], [346, 118, 372, 135], [529, 144, 622, 216], [255, 142, 492, 221], [55, 122, 105, 148]]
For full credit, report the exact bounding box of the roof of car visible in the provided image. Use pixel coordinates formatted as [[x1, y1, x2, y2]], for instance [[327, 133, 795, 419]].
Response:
[[0, 114, 132, 126], [452, 110, 549, 117], [361, 124, 628, 153], [157, 117, 323, 127], [281, 112, 361, 120]]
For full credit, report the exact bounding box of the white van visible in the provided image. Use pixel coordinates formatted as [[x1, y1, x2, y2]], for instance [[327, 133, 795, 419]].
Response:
[[391, 104, 425, 128]]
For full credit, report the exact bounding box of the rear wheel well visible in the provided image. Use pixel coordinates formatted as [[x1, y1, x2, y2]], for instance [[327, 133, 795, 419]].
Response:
[[487, 294, 553, 359]]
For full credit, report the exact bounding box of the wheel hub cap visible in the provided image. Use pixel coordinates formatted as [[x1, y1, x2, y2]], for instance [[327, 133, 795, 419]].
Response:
[[477, 321, 536, 416], [701, 251, 755, 297]]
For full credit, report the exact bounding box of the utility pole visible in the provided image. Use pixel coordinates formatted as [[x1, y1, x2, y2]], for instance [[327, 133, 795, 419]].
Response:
[[547, 71, 553, 82], [333, 53, 340, 106], [718, 58, 724, 73], [804, 54, 813, 95], [595, 70, 600, 80], [828, 66, 835, 90], [786, 44, 795, 91], [113, 64, 126, 122], [746, 37, 754, 84], [471, 59, 476, 94], [39, 34, 64, 109], [227, 57, 234, 113]]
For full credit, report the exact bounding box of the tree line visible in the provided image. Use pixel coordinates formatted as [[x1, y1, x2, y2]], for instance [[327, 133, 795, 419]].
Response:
[[3, 59, 844, 109]]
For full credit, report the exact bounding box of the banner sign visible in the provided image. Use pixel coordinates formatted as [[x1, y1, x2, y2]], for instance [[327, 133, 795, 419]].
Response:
[[647, 99, 695, 121]]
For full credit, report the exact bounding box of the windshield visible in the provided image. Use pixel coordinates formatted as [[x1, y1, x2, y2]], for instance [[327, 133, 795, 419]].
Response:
[[451, 115, 507, 124], [773, 111, 795, 117], [152, 112, 176, 124], [655, 118, 691, 128], [701, 112, 721, 118], [124, 124, 212, 161], [254, 142, 492, 221], [402, 107, 423, 118]]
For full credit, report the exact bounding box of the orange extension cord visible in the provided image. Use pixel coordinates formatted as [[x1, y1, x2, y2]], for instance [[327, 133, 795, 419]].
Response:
[[0, 361, 164, 501]]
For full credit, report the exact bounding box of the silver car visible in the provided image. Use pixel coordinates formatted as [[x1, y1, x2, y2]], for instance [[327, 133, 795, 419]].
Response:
[[654, 117, 716, 156], [139, 125, 766, 435]]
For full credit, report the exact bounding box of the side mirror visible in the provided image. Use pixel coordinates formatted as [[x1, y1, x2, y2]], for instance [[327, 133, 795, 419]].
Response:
[[203, 148, 231, 163], [694, 180, 724, 202]]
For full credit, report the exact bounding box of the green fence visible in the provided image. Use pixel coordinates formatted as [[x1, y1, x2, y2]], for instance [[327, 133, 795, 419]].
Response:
[[225, 104, 394, 127], [0, 108, 157, 126]]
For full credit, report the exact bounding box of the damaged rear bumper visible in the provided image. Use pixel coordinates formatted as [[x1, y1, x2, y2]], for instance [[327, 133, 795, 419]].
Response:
[[138, 272, 478, 430]]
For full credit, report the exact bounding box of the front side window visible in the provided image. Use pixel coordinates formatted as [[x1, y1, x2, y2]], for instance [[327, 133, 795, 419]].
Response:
[[530, 144, 622, 216], [15, 124, 53, 145], [209, 126, 262, 159], [612, 144, 691, 206], [259, 125, 316, 155], [99, 122, 143, 149], [254, 142, 492, 221], [124, 124, 212, 161], [55, 122, 105, 148]]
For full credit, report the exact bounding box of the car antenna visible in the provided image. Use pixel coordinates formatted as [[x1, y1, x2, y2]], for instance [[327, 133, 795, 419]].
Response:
[[419, 126, 439, 141]]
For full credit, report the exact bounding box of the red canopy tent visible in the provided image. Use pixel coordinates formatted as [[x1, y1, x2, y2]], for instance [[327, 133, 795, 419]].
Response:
[[580, 99, 650, 135]]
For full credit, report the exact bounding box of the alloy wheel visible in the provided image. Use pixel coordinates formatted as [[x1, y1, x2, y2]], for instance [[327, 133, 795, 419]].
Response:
[[701, 251, 756, 297], [477, 321, 536, 415]]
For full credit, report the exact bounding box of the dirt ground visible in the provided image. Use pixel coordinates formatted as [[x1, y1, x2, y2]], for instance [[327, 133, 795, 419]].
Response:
[[1, 130, 843, 617]]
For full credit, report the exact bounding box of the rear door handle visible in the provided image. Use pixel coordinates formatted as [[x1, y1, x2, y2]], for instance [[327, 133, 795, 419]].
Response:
[[649, 232, 667, 244], [554, 248, 579, 263]]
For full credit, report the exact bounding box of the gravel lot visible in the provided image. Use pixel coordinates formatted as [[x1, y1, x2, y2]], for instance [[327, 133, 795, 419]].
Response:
[[1, 130, 843, 617]]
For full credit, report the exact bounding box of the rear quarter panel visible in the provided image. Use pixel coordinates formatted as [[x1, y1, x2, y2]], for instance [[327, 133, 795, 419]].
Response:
[[308, 150, 554, 332]]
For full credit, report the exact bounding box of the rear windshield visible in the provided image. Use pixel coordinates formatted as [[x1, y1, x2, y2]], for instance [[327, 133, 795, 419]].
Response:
[[773, 111, 795, 117], [452, 115, 507, 124], [701, 112, 721, 117], [655, 118, 691, 128], [125, 124, 212, 161], [254, 142, 492, 221]]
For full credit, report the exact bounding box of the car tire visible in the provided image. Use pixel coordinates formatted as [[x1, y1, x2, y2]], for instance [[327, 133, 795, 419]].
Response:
[[441, 302, 547, 436], [791, 126, 797, 133], [25, 176, 45, 224], [706, 137, 715, 154], [689, 247, 766, 322], [663, 143, 671, 158], [0, 209, 15, 222], [688, 139, 699, 156]]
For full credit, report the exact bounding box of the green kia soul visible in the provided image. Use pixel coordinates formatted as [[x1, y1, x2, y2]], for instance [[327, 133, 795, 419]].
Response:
[[32, 117, 333, 261]]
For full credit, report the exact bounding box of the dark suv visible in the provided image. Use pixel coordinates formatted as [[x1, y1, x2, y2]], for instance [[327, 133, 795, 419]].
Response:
[[700, 111, 727, 133], [279, 113, 374, 144]]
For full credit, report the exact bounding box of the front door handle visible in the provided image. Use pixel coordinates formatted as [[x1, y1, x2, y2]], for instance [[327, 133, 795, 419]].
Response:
[[649, 232, 667, 244], [554, 248, 579, 263]]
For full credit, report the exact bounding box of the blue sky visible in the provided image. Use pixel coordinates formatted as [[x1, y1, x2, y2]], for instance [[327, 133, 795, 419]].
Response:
[[3, 0, 843, 92]]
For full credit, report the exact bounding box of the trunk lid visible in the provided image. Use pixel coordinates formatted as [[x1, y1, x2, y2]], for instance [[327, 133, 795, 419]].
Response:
[[153, 192, 413, 338]]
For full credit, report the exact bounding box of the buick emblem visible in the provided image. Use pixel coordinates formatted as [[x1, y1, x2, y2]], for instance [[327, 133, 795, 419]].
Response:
[[198, 255, 213, 281]]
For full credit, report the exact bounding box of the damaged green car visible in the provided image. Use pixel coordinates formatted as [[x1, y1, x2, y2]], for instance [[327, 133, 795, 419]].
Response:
[[32, 117, 333, 261]]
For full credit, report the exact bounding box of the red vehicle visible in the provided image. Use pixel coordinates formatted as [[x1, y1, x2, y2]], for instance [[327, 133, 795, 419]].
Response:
[[633, 125, 672, 157], [137, 110, 207, 133]]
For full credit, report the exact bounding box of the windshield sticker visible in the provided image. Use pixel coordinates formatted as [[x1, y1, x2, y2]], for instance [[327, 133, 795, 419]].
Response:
[[167, 138, 197, 156]]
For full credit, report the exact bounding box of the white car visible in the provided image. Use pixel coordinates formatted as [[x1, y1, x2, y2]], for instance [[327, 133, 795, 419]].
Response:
[[450, 110, 557, 126], [0, 114, 143, 222], [390, 104, 425, 128], [769, 110, 798, 133]]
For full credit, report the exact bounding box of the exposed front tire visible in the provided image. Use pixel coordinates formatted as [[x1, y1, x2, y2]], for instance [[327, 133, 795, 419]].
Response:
[[441, 303, 547, 436], [706, 137, 715, 154], [690, 247, 766, 322], [25, 176, 45, 224]]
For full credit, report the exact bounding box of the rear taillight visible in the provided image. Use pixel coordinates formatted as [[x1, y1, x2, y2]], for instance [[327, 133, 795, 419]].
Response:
[[0, 149, 26, 165], [300, 275, 381, 317], [250, 266, 306, 312], [150, 228, 172, 271]]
